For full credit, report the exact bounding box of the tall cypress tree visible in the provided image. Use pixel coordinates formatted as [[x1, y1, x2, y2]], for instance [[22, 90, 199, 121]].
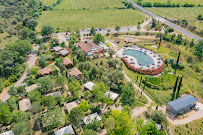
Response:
[[157, 35, 162, 50], [172, 76, 179, 100], [136, 76, 139, 82], [176, 51, 181, 65], [139, 77, 142, 87], [176, 76, 183, 99]]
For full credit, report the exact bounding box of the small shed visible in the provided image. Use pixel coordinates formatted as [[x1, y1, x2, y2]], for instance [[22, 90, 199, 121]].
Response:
[[0, 130, 14, 135], [19, 99, 31, 111], [26, 84, 38, 93], [52, 46, 63, 52], [46, 91, 62, 97], [68, 68, 83, 80], [63, 58, 73, 68], [64, 101, 78, 113], [166, 95, 197, 116], [98, 43, 109, 51], [54, 125, 75, 135], [59, 50, 69, 57], [104, 91, 119, 102], [84, 82, 95, 91], [83, 112, 101, 125], [156, 123, 162, 130]]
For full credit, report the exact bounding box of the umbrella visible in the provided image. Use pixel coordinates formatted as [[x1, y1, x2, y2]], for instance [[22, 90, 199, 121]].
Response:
[[158, 61, 161, 64], [130, 59, 133, 61], [151, 67, 155, 69], [152, 63, 155, 65], [153, 55, 156, 57]]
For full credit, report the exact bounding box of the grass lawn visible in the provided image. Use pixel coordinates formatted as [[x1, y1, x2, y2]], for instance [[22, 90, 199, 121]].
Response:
[[37, 9, 145, 32], [133, 0, 203, 5], [0, 33, 18, 49], [54, 0, 124, 9], [40, 0, 57, 5], [146, 7, 203, 32], [172, 118, 203, 135]]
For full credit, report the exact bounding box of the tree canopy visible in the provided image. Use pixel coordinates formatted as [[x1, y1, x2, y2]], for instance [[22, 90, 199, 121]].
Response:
[[121, 82, 136, 107]]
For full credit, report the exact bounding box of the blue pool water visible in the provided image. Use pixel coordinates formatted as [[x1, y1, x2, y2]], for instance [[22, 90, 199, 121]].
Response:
[[124, 49, 154, 66]]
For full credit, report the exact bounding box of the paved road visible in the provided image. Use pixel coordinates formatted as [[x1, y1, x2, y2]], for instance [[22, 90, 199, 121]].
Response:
[[54, 20, 151, 37], [126, 0, 202, 40], [2, 45, 39, 102]]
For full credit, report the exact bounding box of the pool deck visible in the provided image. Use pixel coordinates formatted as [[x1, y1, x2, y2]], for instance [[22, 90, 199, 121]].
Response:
[[116, 46, 163, 70]]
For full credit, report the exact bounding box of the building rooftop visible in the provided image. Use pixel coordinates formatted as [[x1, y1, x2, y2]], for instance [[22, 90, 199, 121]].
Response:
[[38, 67, 52, 76], [64, 101, 78, 113], [83, 112, 101, 125], [104, 91, 119, 101], [78, 42, 97, 53], [59, 50, 69, 56], [53, 46, 63, 52], [84, 82, 95, 91], [0, 130, 14, 135], [19, 99, 31, 111], [167, 95, 197, 111], [98, 43, 109, 50], [54, 125, 75, 135], [69, 68, 82, 77], [46, 91, 62, 97], [63, 58, 73, 66], [26, 84, 38, 93]]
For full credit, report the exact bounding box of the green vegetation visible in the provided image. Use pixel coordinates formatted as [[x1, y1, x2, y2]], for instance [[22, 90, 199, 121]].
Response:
[[173, 118, 203, 135], [41, 0, 57, 6], [135, 0, 203, 5], [146, 7, 203, 32]]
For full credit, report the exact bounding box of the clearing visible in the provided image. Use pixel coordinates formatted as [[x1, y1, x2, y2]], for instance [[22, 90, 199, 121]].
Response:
[[40, 0, 57, 6], [133, 0, 203, 5]]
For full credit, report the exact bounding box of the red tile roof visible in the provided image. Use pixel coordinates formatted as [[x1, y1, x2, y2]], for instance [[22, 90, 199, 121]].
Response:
[[78, 42, 97, 53], [69, 68, 82, 77], [63, 58, 73, 66]]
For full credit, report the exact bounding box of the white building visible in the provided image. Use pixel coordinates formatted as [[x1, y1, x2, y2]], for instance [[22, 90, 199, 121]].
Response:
[[54, 125, 75, 135], [83, 112, 101, 125], [84, 82, 95, 91]]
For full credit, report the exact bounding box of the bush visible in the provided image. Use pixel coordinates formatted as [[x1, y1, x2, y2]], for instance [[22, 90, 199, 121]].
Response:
[[135, 32, 140, 36]]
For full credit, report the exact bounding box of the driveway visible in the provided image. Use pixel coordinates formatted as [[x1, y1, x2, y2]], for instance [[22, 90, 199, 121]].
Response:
[[126, 0, 202, 41], [1, 45, 39, 102]]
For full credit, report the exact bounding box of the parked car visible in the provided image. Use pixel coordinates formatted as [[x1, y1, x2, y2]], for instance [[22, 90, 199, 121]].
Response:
[[99, 28, 101, 31]]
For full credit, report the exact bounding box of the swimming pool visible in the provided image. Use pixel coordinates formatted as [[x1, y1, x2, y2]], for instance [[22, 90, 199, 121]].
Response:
[[124, 49, 154, 66]]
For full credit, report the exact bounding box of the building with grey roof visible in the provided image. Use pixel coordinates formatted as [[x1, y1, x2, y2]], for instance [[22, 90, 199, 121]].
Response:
[[54, 125, 75, 135], [166, 95, 197, 116], [0, 130, 14, 135], [58, 50, 69, 57], [46, 91, 62, 97], [52, 46, 63, 52]]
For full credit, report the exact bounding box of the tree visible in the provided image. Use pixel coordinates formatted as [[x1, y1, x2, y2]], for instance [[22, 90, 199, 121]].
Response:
[[69, 107, 84, 127], [136, 119, 164, 135], [37, 54, 48, 68], [30, 102, 41, 114], [104, 110, 134, 135], [176, 51, 181, 65], [152, 18, 157, 28], [49, 38, 59, 47], [38, 76, 54, 92], [92, 82, 110, 104], [151, 110, 166, 124], [26, 19, 38, 30], [0, 103, 12, 125], [8, 86, 17, 96], [121, 83, 136, 107], [55, 76, 67, 91], [105, 70, 124, 92], [42, 96, 57, 108], [27, 90, 41, 102], [12, 120, 33, 135], [17, 86, 26, 96], [8, 96, 18, 110], [122, 105, 132, 117], [115, 26, 120, 34], [194, 39, 203, 61], [68, 80, 81, 97], [12, 110, 30, 122], [90, 27, 96, 36], [93, 33, 104, 43], [41, 25, 54, 38], [42, 106, 64, 130], [83, 90, 93, 100], [78, 100, 91, 112], [176, 76, 183, 99], [172, 76, 179, 100], [84, 118, 101, 131], [82, 129, 97, 135], [137, 21, 141, 31]]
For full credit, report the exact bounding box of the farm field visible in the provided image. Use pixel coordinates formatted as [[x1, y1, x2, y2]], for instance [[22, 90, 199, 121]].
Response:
[[146, 7, 203, 31], [54, 0, 124, 9], [133, 0, 203, 5], [172, 118, 203, 135], [37, 9, 145, 31], [40, 0, 57, 5]]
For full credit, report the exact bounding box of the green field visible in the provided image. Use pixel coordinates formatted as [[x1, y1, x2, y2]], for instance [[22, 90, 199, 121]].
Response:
[[38, 9, 145, 30], [172, 118, 203, 135], [55, 0, 124, 9], [40, 0, 57, 5], [146, 7, 203, 31], [0, 33, 18, 48], [134, 0, 203, 5]]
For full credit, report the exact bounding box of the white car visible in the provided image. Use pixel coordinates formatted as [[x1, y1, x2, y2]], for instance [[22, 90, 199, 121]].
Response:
[[194, 105, 199, 110]]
